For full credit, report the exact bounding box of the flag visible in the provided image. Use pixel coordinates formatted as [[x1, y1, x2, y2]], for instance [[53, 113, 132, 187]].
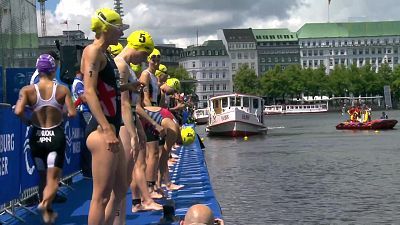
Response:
[[60, 20, 68, 25], [328, 0, 331, 5]]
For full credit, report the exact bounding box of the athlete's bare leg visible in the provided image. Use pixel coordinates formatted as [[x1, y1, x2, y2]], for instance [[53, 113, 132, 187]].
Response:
[[86, 130, 119, 225], [145, 141, 162, 199], [37, 167, 62, 224]]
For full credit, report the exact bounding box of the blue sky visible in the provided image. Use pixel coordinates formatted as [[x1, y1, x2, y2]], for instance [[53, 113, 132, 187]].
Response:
[[37, 0, 59, 12]]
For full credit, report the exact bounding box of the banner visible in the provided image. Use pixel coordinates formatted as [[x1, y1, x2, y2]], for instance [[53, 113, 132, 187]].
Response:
[[19, 123, 40, 190], [5, 68, 35, 104], [0, 107, 21, 204], [62, 114, 84, 176]]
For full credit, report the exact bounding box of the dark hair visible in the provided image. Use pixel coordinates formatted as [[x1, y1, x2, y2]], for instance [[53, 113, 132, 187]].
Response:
[[43, 50, 60, 60]]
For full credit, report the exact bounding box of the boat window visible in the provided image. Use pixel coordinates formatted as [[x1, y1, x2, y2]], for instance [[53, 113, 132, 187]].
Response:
[[229, 97, 235, 107], [253, 99, 259, 108], [243, 97, 250, 107], [222, 97, 228, 107], [213, 99, 219, 108]]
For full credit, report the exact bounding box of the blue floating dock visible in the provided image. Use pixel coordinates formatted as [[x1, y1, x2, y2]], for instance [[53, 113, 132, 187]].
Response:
[[1, 133, 222, 224]]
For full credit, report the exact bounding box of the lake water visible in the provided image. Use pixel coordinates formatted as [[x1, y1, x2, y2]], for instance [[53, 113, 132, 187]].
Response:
[[199, 110, 400, 224]]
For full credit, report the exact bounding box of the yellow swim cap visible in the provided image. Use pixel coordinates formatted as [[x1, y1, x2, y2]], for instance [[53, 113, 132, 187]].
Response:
[[91, 8, 129, 33], [130, 63, 142, 74], [127, 30, 154, 54], [108, 42, 123, 57], [181, 126, 196, 145], [166, 78, 180, 91], [147, 48, 161, 62], [155, 64, 167, 77]]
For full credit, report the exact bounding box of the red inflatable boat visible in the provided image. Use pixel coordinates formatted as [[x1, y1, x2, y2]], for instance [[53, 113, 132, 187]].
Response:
[[336, 119, 398, 130]]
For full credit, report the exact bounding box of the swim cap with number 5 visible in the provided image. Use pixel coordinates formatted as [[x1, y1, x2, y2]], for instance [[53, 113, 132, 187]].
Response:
[[127, 30, 154, 54]]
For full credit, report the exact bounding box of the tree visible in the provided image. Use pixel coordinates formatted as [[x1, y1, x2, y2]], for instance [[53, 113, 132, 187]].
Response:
[[233, 64, 260, 95], [168, 66, 196, 95]]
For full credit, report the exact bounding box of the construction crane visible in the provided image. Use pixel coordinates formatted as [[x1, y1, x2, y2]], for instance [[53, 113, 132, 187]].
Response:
[[38, 0, 47, 36]]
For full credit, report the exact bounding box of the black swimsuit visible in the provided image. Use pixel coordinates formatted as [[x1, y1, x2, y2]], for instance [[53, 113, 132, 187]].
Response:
[[85, 53, 122, 139]]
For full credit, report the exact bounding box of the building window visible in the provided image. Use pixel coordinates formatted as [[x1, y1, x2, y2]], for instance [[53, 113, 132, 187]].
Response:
[[250, 52, 255, 59], [222, 72, 226, 78], [202, 95, 207, 100], [203, 85, 207, 91], [202, 72, 206, 79], [202, 61, 205, 67], [237, 53, 242, 59], [209, 72, 213, 79], [215, 61, 219, 67], [244, 53, 248, 59], [216, 72, 219, 78], [209, 61, 212, 67], [251, 62, 255, 70], [216, 84, 220, 90], [222, 60, 226, 66], [192, 61, 196, 68], [232, 63, 236, 70], [231, 53, 236, 59], [223, 84, 227, 90], [209, 85, 213, 91]]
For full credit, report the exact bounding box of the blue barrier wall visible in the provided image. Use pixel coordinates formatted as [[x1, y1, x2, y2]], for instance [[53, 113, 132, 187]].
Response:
[[5, 68, 35, 104], [0, 107, 85, 205], [0, 107, 22, 204]]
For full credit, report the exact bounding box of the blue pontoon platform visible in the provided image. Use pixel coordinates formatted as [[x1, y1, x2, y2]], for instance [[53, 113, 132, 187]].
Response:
[[0, 133, 222, 225]]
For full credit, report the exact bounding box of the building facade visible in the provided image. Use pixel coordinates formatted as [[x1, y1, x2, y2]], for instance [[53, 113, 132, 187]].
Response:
[[0, 0, 38, 68], [39, 30, 91, 53], [297, 21, 400, 74], [217, 29, 258, 77], [179, 40, 232, 108], [156, 44, 183, 69], [252, 29, 300, 74]]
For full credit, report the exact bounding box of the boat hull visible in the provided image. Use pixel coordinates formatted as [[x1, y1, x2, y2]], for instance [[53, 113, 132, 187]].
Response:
[[336, 119, 398, 130], [206, 120, 267, 137], [195, 116, 209, 125]]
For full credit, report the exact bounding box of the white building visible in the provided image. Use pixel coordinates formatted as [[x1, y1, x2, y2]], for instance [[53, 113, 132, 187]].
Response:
[[297, 21, 400, 74], [217, 28, 258, 77], [179, 40, 232, 108]]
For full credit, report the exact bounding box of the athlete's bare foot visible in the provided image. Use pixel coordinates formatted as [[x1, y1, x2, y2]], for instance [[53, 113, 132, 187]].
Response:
[[150, 191, 164, 199], [38, 204, 58, 224], [141, 200, 163, 211], [167, 183, 184, 191]]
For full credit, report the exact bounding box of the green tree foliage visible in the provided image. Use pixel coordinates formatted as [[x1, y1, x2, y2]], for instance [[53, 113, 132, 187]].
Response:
[[233, 64, 260, 95], [168, 66, 196, 95], [232, 63, 400, 104]]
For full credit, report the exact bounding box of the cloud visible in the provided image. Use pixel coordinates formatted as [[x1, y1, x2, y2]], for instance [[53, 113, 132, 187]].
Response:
[[40, 0, 400, 48]]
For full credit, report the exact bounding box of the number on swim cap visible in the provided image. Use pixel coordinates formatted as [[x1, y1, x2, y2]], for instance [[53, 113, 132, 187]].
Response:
[[139, 33, 146, 43]]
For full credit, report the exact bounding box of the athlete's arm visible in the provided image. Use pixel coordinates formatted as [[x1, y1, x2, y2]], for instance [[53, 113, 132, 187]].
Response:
[[116, 58, 137, 138], [82, 46, 111, 130], [120, 80, 142, 92], [139, 71, 152, 106], [62, 86, 77, 117], [135, 95, 165, 137], [14, 86, 31, 125]]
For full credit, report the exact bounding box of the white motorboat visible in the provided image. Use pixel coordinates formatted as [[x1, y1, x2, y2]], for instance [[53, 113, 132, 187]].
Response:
[[194, 108, 209, 125]]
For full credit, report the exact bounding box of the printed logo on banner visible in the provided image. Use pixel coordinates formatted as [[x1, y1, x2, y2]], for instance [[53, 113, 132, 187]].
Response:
[[64, 121, 72, 165], [23, 126, 35, 175]]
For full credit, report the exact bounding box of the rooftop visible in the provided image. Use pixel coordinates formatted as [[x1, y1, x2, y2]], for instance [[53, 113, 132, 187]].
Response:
[[253, 28, 298, 42], [297, 21, 400, 39]]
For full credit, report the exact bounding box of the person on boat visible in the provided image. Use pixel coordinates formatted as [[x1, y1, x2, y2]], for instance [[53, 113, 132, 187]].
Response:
[[81, 8, 133, 225], [14, 54, 76, 224], [113, 30, 164, 219], [381, 111, 389, 119], [180, 204, 224, 225]]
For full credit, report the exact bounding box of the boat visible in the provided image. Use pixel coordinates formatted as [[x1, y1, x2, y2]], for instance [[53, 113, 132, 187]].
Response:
[[336, 119, 398, 130], [206, 93, 267, 136], [264, 103, 328, 115], [193, 108, 209, 125]]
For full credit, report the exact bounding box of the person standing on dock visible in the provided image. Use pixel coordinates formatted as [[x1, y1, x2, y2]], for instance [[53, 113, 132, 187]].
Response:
[[113, 30, 164, 219], [14, 54, 76, 224], [81, 8, 130, 225]]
